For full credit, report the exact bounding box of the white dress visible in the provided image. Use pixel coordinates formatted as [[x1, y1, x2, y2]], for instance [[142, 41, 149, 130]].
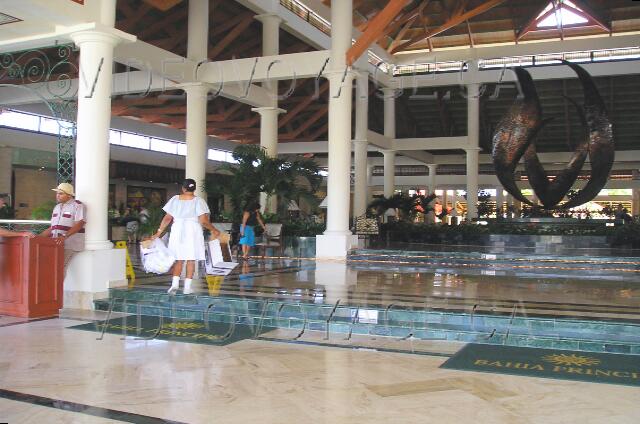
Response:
[[163, 195, 210, 260]]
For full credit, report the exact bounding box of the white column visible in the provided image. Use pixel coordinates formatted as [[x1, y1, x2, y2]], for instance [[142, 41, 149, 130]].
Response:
[[255, 13, 282, 213], [367, 163, 375, 205], [253, 107, 285, 212], [183, 0, 210, 200], [382, 87, 396, 198], [323, 70, 355, 237], [72, 31, 122, 250], [427, 165, 437, 194], [67, 29, 130, 309], [633, 188, 640, 216], [382, 150, 396, 198], [317, 0, 355, 259], [255, 13, 282, 67], [0, 147, 12, 198], [184, 84, 209, 200], [353, 141, 368, 219], [99, 0, 117, 27], [252, 107, 285, 158], [353, 73, 369, 219], [451, 189, 458, 224], [466, 82, 481, 221], [187, 0, 209, 61], [496, 187, 505, 218]]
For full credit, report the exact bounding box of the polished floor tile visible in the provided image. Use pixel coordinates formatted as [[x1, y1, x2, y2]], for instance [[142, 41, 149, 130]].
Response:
[[1, 318, 639, 423]]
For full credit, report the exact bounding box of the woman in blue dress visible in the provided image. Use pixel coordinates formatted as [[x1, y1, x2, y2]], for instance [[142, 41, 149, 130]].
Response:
[[239, 202, 266, 260]]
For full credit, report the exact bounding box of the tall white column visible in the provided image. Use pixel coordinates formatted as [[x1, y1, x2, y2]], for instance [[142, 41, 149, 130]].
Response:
[[367, 163, 375, 205], [184, 0, 209, 200], [427, 164, 437, 194], [324, 70, 355, 236], [64, 29, 131, 309], [253, 107, 285, 212], [256, 14, 282, 95], [317, 0, 355, 259], [496, 187, 505, 218], [466, 82, 481, 222], [99, 0, 117, 27], [72, 31, 122, 250], [382, 150, 396, 198], [0, 147, 12, 198], [252, 107, 284, 157], [382, 87, 396, 198], [187, 0, 209, 61], [353, 141, 368, 218], [184, 84, 209, 200], [633, 188, 640, 216], [353, 73, 369, 219], [451, 189, 458, 224], [255, 13, 282, 213]]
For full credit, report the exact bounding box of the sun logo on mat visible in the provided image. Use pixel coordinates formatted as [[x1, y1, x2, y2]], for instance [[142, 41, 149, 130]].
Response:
[[542, 354, 601, 367], [167, 322, 205, 330]]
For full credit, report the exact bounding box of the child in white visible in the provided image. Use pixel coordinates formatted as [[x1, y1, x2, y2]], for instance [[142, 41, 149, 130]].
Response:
[[152, 179, 221, 294]]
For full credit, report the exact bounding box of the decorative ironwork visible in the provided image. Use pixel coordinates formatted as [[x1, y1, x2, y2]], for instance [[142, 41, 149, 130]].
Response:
[[0, 44, 78, 184], [492, 61, 614, 209]]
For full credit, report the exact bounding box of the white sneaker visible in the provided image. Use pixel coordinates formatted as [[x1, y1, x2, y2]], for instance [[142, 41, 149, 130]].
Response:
[[183, 280, 193, 295], [167, 283, 179, 295]]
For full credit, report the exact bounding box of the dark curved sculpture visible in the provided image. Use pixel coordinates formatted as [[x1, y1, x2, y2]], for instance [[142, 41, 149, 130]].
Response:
[[491, 61, 614, 210]]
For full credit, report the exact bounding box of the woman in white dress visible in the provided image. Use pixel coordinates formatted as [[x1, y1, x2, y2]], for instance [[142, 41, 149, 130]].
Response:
[[151, 179, 221, 294]]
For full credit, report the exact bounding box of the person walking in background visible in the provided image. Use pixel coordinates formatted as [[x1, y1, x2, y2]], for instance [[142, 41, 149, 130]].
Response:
[[39, 183, 86, 270], [239, 202, 266, 260], [123, 208, 140, 244], [151, 179, 221, 295]]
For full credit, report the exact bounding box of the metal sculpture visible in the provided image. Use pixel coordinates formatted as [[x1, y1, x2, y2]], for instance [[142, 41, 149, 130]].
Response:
[[492, 61, 614, 209]]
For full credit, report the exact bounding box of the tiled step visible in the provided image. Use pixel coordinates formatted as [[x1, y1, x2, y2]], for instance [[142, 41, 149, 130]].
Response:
[[94, 289, 640, 355], [347, 249, 640, 280]]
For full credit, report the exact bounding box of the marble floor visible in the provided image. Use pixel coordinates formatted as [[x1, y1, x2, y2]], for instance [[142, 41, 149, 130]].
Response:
[[1, 314, 639, 424], [2, 252, 640, 423]]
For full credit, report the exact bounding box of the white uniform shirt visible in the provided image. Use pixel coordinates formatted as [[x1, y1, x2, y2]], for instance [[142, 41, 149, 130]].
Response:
[[50, 199, 86, 251]]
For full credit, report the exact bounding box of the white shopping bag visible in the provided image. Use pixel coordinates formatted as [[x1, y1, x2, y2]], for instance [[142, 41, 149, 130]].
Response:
[[140, 238, 175, 274], [205, 239, 238, 276]]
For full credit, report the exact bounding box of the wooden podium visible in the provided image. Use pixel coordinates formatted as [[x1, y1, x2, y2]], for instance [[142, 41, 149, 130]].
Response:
[[0, 237, 64, 318]]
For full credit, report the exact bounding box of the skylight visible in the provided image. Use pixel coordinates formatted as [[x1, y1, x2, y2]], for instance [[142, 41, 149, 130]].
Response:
[[537, 0, 589, 28]]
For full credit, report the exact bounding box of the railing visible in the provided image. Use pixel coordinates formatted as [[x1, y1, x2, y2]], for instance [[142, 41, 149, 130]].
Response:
[[278, 0, 390, 73], [0, 219, 50, 233]]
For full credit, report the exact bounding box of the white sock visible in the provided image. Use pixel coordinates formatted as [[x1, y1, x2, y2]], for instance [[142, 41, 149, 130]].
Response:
[[184, 278, 192, 288], [171, 276, 180, 288]]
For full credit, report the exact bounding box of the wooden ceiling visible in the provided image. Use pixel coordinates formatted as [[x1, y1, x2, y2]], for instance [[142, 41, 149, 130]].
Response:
[[390, 73, 640, 154], [4, 0, 640, 152], [348, 0, 640, 53], [114, 0, 325, 144]]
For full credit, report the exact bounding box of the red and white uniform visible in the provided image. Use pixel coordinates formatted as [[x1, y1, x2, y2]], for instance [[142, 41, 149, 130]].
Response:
[[50, 199, 86, 251]]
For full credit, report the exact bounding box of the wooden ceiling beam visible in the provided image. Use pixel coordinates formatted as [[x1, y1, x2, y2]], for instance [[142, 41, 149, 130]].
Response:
[[138, 8, 188, 39], [390, 0, 508, 53], [308, 123, 328, 142], [281, 106, 328, 140], [279, 82, 330, 128], [142, 0, 184, 12], [208, 13, 255, 60], [347, 0, 411, 66]]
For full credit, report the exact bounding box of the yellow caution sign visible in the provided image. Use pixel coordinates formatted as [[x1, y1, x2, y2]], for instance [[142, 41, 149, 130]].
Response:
[[115, 241, 135, 283], [206, 275, 223, 296]]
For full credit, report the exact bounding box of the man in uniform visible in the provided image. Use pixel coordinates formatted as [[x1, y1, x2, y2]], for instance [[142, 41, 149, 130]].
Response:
[[39, 183, 86, 269]]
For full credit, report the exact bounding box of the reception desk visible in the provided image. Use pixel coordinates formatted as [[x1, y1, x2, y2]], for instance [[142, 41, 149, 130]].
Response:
[[0, 237, 64, 318]]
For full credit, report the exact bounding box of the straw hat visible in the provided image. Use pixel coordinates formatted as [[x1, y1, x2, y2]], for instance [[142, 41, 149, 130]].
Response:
[[52, 183, 75, 196]]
